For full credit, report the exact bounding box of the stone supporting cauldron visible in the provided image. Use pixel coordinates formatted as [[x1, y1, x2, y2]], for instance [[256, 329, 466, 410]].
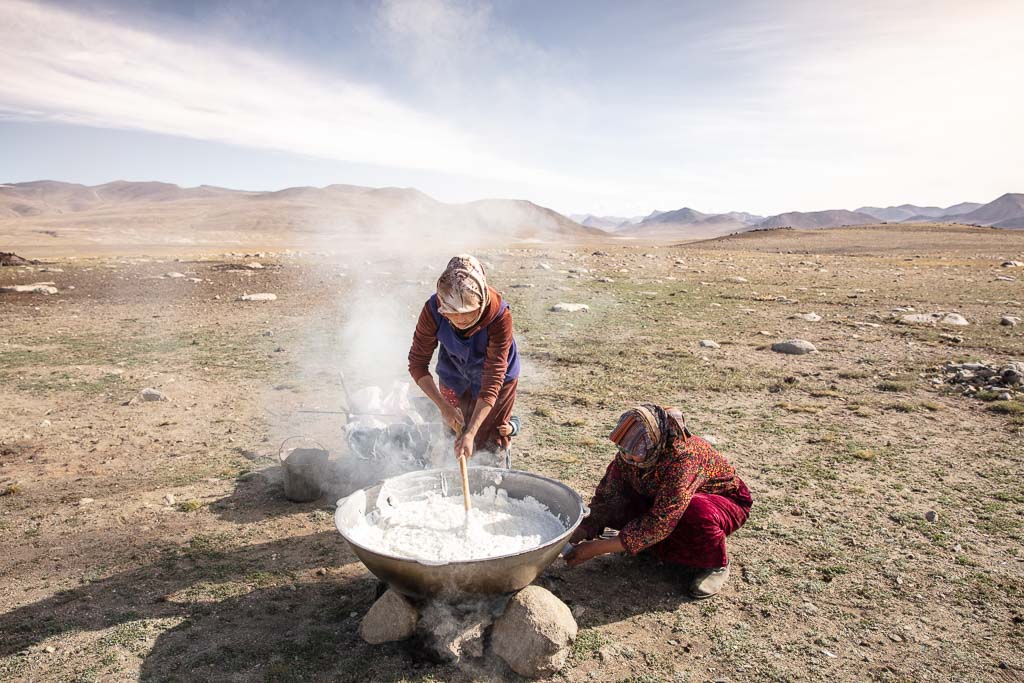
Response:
[[360, 585, 578, 679]]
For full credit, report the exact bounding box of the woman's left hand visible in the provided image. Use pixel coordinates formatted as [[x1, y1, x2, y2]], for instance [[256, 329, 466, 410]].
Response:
[[454, 430, 476, 461]]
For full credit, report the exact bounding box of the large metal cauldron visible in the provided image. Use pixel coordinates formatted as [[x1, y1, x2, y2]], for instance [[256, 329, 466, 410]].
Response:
[[334, 467, 587, 599]]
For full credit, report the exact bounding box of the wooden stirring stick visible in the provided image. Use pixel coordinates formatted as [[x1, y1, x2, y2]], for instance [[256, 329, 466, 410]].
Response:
[[455, 425, 472, 512]]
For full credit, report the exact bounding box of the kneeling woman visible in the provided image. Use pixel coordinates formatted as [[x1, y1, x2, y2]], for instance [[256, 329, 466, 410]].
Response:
[[408, 255, 520, 465], [565, 405, 752, 599]]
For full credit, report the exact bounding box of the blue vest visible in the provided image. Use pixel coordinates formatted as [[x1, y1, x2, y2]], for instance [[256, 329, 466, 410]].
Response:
[[428, 294, 520, 398]]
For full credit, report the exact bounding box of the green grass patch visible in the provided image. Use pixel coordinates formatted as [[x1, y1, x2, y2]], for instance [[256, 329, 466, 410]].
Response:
[[571, 628, 606, 659], [177, 499, 204, 513], [987, 401, 1024, 416], [876, 380, 914, 393]]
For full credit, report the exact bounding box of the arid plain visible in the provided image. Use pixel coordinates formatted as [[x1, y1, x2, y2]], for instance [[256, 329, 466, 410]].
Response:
[[2, 222, 1023, 682]]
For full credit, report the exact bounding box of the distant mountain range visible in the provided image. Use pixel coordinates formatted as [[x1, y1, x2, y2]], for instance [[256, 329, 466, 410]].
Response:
[[5, 181, 1023, 251], [576, 193, 1024, 237]]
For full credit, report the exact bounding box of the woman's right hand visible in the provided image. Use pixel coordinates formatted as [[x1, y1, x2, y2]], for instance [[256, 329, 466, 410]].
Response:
[[440, 403, 465, 433]]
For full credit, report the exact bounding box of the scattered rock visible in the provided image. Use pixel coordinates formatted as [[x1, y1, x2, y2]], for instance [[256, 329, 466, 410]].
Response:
[[0, 283, 58, 295], [492, 586, 577, 679], [933, 361, 1022, 398], [725, 276, 748, 283], [44, 645, 55, 654], [699, 340, 720, 349], [78, 498, 95, 505], [237, 293, 277, 302], [359, 589, 418, 644], [591, 250, 609, 256], [550, 303, 589, 313], [1001, 316, 1020, 327], [899, 313, 941, 325], [163, 494, 176, 506], [941, 313, 969, 326], [790, 312, 822, 322], [139, 388, 167, 402], [164, 272, 186, 279], [244, 262, 264, 270], [771, 339, 818, 355], [538, 263, 552, 271], [1001, 260, 1024, 268], [596, 277, 614, 283], [924, 510, 938, 523]]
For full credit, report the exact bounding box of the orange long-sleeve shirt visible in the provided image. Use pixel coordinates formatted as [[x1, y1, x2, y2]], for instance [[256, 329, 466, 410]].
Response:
[[407, 286, 515, 406]]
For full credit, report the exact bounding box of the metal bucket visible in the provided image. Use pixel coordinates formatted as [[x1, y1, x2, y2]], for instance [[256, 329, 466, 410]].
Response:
[[335, 467, 587, 599], [279, 438, 329, 503]]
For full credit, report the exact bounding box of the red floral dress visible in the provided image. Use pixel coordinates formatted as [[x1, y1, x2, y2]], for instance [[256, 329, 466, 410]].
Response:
[[581, 435, 752, 565]]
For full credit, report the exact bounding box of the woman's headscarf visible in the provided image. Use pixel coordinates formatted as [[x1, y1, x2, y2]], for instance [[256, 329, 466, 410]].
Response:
[[609, 404, 689, 469], [436, 254, 489, 327]]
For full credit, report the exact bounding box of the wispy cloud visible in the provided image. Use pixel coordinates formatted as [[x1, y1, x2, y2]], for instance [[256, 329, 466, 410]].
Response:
[[1, 0, 1021, 216], [0, 0, 544, 185]]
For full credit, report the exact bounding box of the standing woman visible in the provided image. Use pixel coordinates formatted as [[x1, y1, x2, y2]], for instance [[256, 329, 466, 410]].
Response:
[[408, 255, 520, 465], [564, 404, 752, 599]]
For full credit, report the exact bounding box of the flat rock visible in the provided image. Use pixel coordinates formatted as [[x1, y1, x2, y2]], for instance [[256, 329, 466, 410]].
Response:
[[790, 312, 822, 322], [492, 586, 577, 679], [699, 340, 720, 349], [940, 313, 969, 326], [237, 293, 277, 302], [0, 283, 58, 295], [164, 272, 186, 279], [1000, 316, 1020, 327], [725, 276, 748, 283], [771, 339, 818, 355], [1001, 260, 1024, 267], [899, 313, 941, 325], [551, 303, 589, 313], [359, 589, 418, 644]]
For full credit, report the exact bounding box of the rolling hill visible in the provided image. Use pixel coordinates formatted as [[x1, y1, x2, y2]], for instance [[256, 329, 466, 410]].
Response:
[[757, 209, 878, 229], [0, 180, 601, 251]]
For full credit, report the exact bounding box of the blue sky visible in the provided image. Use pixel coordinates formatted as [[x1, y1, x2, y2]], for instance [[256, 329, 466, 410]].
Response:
[[1, 0, 1021, 216]]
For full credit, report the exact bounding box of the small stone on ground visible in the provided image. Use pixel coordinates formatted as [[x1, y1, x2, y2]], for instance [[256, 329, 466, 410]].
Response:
[[771, 339, 818, 355]]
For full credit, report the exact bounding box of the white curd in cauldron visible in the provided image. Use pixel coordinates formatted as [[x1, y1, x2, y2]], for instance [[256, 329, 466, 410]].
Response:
[[347, 486, 566, 562]]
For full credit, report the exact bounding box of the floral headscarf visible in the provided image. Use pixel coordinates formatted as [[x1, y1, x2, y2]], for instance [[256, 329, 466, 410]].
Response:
[[609, 404, 689, 469], [436, 254, 489, 326]]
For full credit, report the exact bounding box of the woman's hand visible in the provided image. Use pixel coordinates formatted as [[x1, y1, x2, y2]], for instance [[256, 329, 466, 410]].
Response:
[[564, 540, 602, 567], [564, 536, 625, 568], [440, 403, 465, 433], [454, 429, 476, 461]]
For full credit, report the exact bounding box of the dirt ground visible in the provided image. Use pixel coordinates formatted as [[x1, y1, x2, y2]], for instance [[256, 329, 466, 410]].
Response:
[[1, 225, 1023, 682]]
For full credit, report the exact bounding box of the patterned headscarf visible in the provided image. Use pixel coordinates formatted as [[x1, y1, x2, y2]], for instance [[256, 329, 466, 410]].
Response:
[[436, 255, 489, 326], [609, 404, 689, 469]]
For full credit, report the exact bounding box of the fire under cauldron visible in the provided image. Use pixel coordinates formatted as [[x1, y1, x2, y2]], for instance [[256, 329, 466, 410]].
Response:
[[335, 467, 588, 599]]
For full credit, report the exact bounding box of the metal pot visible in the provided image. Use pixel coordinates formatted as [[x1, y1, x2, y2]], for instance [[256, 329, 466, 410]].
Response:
[[334, 467, 587, 599]]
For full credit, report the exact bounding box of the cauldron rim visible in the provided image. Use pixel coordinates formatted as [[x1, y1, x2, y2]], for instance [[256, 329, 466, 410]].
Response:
[[334, 466, 586, 566]]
